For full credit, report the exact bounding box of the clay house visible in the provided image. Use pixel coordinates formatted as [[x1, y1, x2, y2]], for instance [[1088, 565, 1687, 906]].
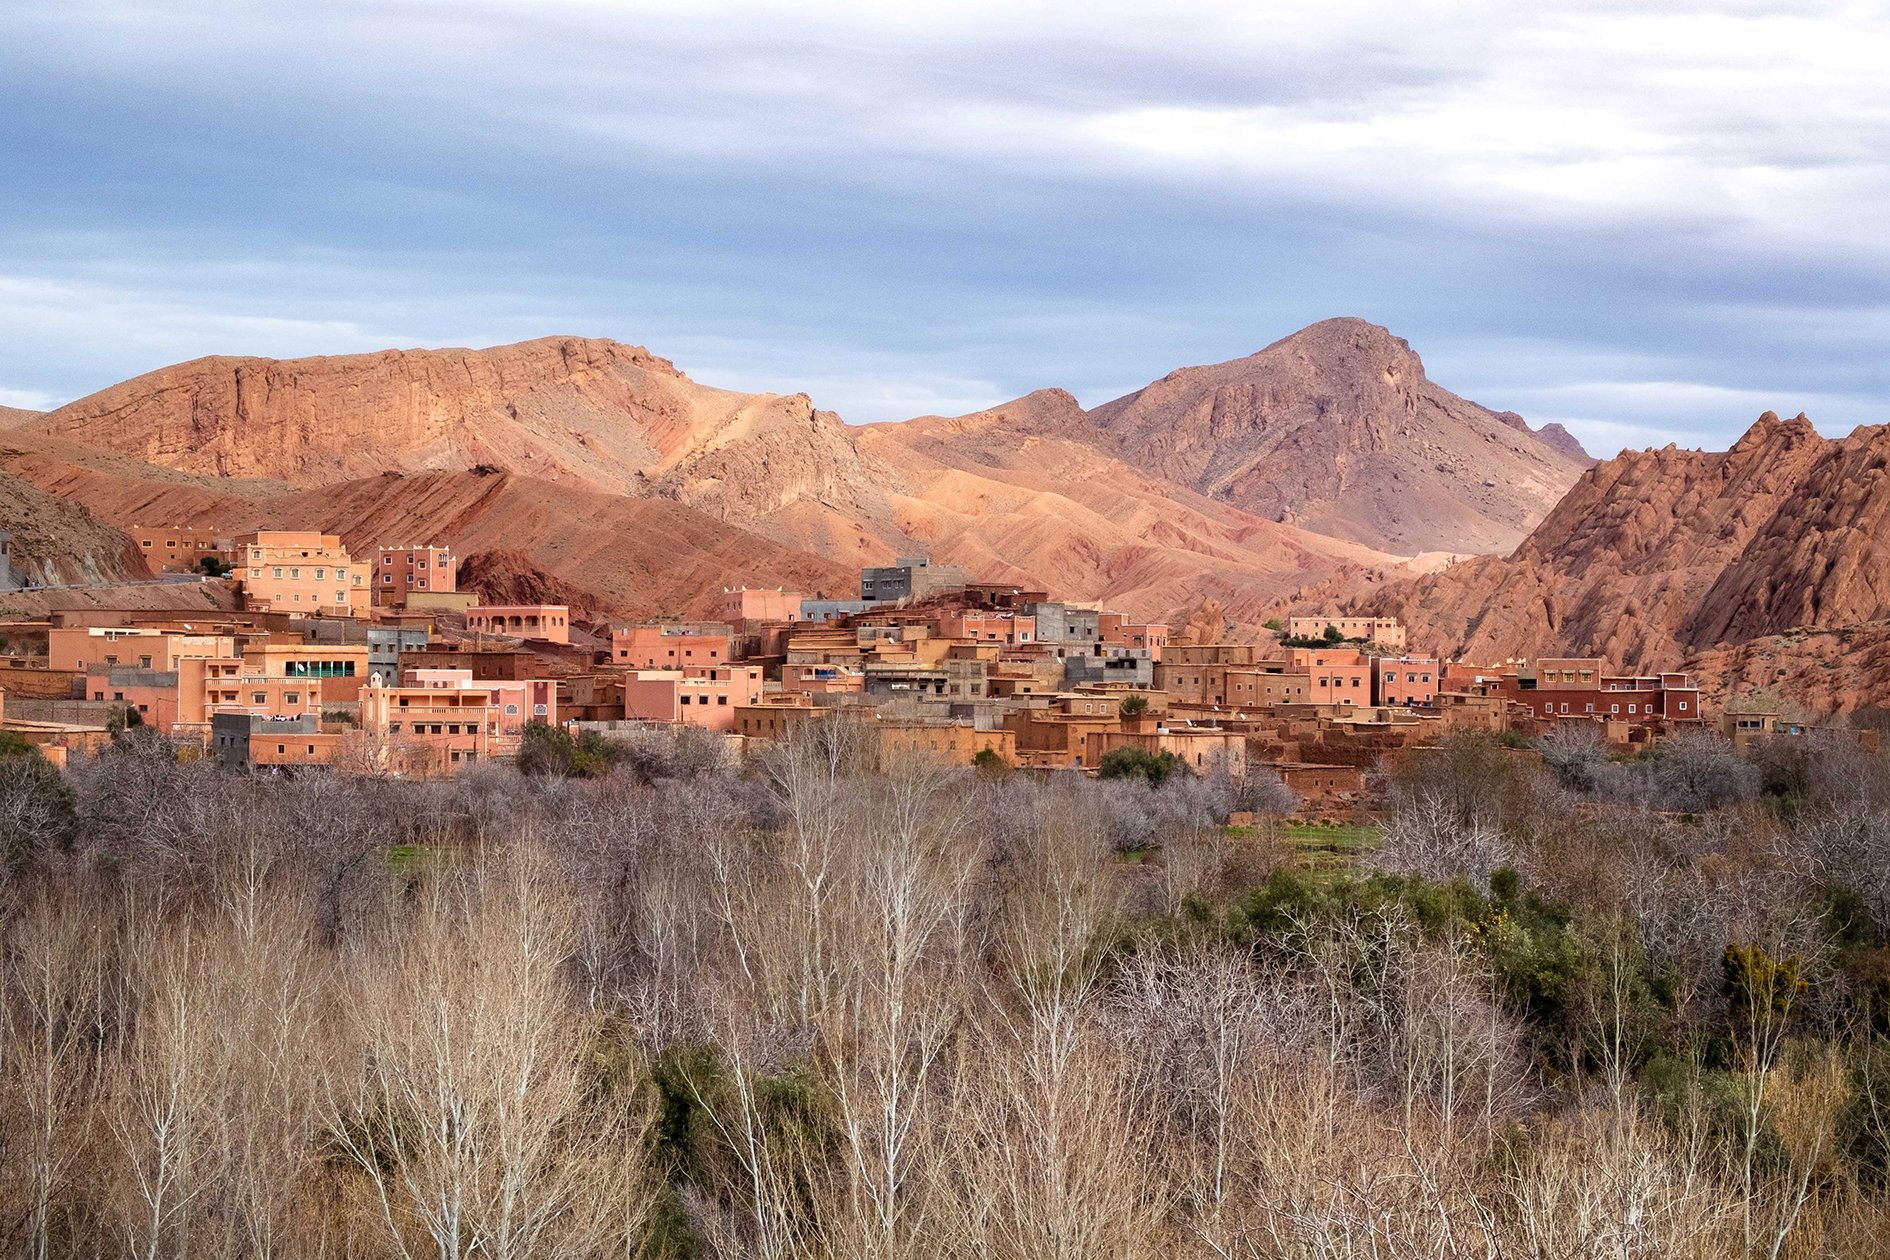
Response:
[[718, 586, 804, 626], [1286, 615, 1406, 650], [212, 713, 343, 771], [1098, 612, 1170, 658], [1270, 762, 1367, 807], [1720, 705, 1803, 752], [875, 718, 1016, 769], [1497, 658, 1703, 727], [374, 544, 457, 607], [361, 674, 496, 774], [1002, 704, 1120, 769], [233, 531, 367, 616], [130, 525, 236, 574], [1285, 646, 1372, 707], [934, 610, 1038, 645], [465, 604, 572, 644], [48, 626, 233, 673], [1372, 655, 1440, 707], [612, 623, 731, 667], [405, 668, 555, 756], [733, 692, 821, 741], [623, 665, 765, 732]]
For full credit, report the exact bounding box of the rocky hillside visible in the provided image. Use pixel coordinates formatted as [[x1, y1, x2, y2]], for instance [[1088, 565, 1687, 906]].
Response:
[[1077, 318, 1591, 554], [6, 319, 1592, 624], [1330, 412, 1890, 713], [0, 467, 151, 587]]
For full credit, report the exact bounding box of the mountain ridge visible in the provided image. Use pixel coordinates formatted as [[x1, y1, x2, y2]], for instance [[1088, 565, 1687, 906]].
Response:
[[7, 319, 1587, 630]]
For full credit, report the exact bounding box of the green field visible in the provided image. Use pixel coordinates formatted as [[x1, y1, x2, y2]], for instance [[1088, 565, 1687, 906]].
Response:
[[1280, 820, 1381, 871]]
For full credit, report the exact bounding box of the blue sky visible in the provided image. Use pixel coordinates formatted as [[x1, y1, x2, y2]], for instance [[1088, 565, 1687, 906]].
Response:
[[1, 1, 1886, 455]]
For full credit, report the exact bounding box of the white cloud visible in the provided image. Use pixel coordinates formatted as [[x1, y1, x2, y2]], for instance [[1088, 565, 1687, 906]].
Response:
[[0, 0, 1885, 448], [0, 387, 58, 412]]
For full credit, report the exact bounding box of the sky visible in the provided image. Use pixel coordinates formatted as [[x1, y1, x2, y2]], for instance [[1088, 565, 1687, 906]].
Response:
[[1, 0, 1886, 456]]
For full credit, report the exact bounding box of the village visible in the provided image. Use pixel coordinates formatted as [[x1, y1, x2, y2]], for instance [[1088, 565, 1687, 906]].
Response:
[[0, 526, 1802, 809]]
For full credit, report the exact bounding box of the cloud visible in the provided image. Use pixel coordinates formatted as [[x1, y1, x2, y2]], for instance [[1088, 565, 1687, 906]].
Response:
[[0, 0, 1885, 451]]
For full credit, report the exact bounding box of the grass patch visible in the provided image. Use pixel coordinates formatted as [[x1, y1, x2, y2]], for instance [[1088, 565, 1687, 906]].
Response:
[[387, 842, 452, 872], [1281, 821, 1381, 873]]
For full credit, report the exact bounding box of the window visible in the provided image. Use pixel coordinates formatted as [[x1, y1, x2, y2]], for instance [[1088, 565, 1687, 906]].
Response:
[[315, 568, 325, 580], [718, 695, 728, 705], [273, 567, 283, 578], [286, 693, 301, 705], [290, 568, 300, 579], [253, 693, 268, 704]]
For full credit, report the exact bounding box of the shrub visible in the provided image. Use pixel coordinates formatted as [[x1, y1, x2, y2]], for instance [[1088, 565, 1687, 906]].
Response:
[[971, 747, 1013, 776], [0, 739, 76, 872], [1098, 746, 1188, 787]]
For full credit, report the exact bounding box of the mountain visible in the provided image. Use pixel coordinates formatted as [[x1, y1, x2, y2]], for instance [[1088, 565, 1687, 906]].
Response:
[[1330, 412, 1890, 714], [858, 388, 1404, 624], [7, 320, 1575, 625], [0, 405, 43, 429], [1077, 318, 1591, 555]]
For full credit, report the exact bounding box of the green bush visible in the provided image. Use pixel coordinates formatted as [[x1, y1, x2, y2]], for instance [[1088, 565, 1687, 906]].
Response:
[[1098, 745, 1188, 787]]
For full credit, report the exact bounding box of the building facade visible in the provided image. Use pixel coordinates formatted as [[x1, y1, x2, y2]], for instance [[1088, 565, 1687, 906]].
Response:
[[465, 605, 571, 644], [131, 525, 236, 574], [1286, 615, 1406, 650], [374, 545, 458, 606], [234, 531, 367, 616]]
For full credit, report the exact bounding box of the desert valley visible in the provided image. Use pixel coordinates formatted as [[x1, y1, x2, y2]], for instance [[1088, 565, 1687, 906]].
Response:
[[6, 316, 1887, 719]]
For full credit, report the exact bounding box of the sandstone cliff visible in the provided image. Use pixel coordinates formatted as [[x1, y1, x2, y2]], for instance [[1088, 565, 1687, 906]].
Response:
[[1341, 413, 1890, 705]]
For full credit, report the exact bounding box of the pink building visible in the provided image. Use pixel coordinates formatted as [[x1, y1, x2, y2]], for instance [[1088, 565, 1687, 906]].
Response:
[[623, 665, 764, 732], [718, 587, 803, 625], [1099, 612, 1170, 660], [1373, 655, 1440, 707], [612, 624, 731, 668], [934, 611, 1037, 645], [375, 545, 458, 607], [403, 667, 555, 755], [233, 530, 367, 616], [465, 605, 570, 644], [1285, 646, 1371, 707]]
